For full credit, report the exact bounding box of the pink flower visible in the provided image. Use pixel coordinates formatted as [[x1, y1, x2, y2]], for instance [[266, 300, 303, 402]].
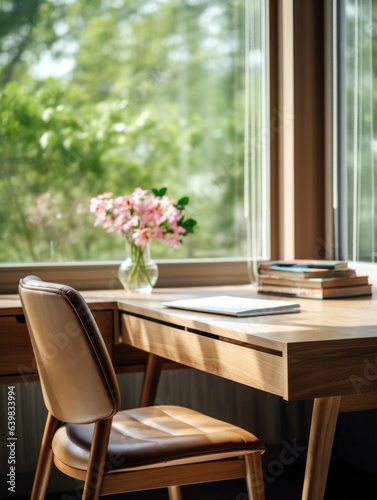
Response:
[[165, 233, 183, 249], [89, 187, 196, 249], [132, 228, 151, 249]]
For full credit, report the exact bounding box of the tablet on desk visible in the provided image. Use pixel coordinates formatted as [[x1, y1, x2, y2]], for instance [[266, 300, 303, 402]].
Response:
[[162, 295, 300, 317]]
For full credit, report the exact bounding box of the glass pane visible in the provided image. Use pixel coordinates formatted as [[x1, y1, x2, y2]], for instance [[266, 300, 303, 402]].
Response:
[[0, 0, 268, 263], [342, 0, 377, 262]]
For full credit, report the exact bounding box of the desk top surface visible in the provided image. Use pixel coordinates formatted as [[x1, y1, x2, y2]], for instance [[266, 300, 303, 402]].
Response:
[[2, 284, 377, 401], [2, 284, 377, 353], [119, 285, 377, 353]]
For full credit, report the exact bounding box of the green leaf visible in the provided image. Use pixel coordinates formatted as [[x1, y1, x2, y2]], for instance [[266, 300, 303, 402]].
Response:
[[185, 218, 197, 227], [177, 196, 189, 206], [151, 187, 167, 197], [180, 218, 197, 234]]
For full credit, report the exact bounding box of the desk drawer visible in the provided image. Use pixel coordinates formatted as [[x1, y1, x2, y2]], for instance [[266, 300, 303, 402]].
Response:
[[0, 315, 35, 377], [0, 311, 114, 379], [120, 313, 284, 396]]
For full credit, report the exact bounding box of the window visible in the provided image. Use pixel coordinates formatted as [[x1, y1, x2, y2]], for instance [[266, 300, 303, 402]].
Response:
[[0, 0, 269, 269], [334, 0, 377, 263]]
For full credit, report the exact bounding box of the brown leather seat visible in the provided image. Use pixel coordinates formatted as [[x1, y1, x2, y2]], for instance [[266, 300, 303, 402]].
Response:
[[19, 276, 265, 500]]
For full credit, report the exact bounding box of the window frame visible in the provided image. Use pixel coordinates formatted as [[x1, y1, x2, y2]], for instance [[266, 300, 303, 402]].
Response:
[[0, 1, 273, 294], [4, 0, 357, 294], [327, 0, 377, 283], [0, 1, 273, 293]]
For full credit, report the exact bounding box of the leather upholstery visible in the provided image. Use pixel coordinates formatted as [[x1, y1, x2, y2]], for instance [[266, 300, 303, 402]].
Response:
[[52, 405, 264, 471], [18, 276, 121, 424]]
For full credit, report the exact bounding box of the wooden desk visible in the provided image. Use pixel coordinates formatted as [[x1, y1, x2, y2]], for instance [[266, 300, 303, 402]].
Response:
[[113, 286, 377, 500], [1, 285, 377, 499]]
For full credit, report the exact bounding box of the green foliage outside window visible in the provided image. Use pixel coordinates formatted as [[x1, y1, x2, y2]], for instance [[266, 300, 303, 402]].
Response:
[[0, 0, 247, 262]]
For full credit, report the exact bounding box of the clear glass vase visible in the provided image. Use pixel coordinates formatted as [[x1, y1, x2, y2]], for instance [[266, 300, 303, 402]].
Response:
[[118, 241, 158, 293]]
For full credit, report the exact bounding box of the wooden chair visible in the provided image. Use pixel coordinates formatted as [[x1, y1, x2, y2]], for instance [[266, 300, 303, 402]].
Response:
[[19, 276, 265, 500]]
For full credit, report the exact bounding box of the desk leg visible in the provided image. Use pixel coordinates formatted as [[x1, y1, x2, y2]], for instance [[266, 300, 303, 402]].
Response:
[[139, 353, 164, 407], [301, 396, 341, 500]]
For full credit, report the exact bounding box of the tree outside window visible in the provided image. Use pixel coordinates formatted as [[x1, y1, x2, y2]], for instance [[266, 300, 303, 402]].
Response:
[[0, 0, 254, 263]]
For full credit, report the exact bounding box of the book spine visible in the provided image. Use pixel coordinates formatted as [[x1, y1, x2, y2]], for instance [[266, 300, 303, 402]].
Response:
[[258, 284, 372, 299], [258, 285, 323, 298], [258, 275, 369, 289]]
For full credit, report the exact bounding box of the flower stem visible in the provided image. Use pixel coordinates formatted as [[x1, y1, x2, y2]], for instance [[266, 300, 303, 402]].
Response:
[[126, 242, 154, 290]]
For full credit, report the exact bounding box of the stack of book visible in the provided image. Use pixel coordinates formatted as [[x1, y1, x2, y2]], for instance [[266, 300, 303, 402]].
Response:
[[257, 260, 373, 299]]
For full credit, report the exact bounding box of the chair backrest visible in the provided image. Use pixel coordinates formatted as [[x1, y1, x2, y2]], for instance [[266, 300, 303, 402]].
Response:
[[18, 276, 121, 424]]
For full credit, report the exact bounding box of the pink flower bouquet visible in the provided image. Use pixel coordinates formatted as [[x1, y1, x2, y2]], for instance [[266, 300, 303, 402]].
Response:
[[89, 187, 196, 291]]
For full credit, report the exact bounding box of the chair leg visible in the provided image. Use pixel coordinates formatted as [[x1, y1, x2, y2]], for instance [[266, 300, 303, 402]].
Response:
[[82, 418, 113, 500], [245, 453, 265, 500], [168, 485, 183, 500], [31, 412, 61, 500]]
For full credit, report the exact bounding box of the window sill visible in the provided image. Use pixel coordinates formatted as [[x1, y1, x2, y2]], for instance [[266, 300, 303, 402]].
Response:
[[0, 259, 254, 294], [351, 262, 377, 286]]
